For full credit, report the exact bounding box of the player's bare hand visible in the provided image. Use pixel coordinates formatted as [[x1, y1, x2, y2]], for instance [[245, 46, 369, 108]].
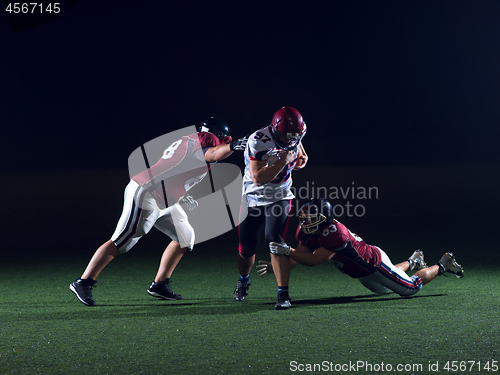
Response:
[[256, 260, 273, 276], [293, 153, 308, 170], [293, 144, 308, 170], [293, 155, 307, 170]]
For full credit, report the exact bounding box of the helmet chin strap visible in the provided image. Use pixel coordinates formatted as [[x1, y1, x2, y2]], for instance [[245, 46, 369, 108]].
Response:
[[282, 135, 303, 151], [282, 143, 298, 151]]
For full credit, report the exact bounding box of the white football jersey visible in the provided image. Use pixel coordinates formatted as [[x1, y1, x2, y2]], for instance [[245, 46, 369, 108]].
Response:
[[243, 126, 299, 206]]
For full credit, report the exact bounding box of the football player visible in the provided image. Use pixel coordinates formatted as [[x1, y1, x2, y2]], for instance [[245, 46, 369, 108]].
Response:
[[70, 118, 248, 306], [233, 106, 308, 310], [259, 198, 463, 298]]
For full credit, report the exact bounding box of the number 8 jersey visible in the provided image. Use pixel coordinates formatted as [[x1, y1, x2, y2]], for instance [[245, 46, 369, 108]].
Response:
[[132, 132, 220, 207], [243, 127, 299, 207]]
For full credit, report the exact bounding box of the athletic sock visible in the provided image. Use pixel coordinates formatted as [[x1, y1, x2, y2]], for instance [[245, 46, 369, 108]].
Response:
[[239, 274, 250, 283], [437, 262, 446, 275], [277, 286, 289, 297]]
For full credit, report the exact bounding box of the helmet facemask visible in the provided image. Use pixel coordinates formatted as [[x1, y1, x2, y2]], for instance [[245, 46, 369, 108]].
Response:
[[299, 206, 327, 234], [270, 107, 306, 150]]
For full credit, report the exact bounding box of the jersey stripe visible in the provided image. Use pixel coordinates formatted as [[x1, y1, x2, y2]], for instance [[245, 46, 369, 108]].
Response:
[[379, 261, 423, 291]]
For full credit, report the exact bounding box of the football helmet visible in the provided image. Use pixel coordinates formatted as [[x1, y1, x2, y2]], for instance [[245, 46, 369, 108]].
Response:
[[270, 106, 307, 150], [198, 117, 232, 144], [299, 198, 335, 234]]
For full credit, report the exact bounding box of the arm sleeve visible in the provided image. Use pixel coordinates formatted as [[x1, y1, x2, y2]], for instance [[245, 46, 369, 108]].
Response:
[[198, 132, 221, 148]]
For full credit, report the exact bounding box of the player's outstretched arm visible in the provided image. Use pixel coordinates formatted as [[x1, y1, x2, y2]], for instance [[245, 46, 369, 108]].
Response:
[[204, 143, 233, 162], [289, 247, 333, 267], [270, 237, 333, 267], [204, 135, 249, 162], [257, 245, 306, 276]]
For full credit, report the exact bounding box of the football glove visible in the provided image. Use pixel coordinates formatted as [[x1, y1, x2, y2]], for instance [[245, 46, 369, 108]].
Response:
[[269, 235, 291, 256], [179, 194, 198, 211], [256, 260, 273, 276], [230, 134, 249, 151]]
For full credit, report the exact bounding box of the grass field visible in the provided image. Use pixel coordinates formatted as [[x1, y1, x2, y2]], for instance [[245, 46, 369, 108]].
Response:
[[1, 164, 499, 374], [1, 246, 499, 374]]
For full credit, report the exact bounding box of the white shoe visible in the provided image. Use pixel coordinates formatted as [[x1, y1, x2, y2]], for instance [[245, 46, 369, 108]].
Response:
[[408, 250, 427, 271], [438, 252, 464, 278]]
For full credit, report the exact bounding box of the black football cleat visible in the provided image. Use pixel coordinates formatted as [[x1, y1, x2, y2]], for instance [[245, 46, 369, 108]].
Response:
[[233, 280, 250, 301], [147, 280, 183, 300], [70, 278, 97, 306], [274, 293, 292, 310]]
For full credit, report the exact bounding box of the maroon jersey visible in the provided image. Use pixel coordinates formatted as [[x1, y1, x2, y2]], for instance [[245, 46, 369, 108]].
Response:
[[296, 220, 382, 278], [132, 132, 220, 207]]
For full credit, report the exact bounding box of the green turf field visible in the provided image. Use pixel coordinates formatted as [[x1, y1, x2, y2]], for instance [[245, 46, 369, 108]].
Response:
[[1, 248, 499, 374], [1, 165, 499, 374]]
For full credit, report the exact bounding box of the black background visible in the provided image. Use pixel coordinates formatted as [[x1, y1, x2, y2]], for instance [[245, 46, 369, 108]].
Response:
[[2, 1, 500, 169], [1, 1, 499, 267]]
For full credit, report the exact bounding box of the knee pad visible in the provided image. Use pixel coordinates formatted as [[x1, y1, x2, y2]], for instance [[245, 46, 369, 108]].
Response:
[[170, 204, 195, 250]]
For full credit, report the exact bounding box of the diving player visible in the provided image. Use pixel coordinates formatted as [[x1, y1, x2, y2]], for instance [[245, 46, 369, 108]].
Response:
[[262, 198, 464, 298]]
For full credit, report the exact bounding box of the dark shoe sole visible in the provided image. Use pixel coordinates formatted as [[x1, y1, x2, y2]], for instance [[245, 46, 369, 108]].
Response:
[[147, 290, 183, 301]]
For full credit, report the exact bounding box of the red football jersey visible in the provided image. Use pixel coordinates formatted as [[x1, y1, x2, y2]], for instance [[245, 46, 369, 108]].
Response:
[[132, 132, 220, 207], [296, 220, 382, 278]]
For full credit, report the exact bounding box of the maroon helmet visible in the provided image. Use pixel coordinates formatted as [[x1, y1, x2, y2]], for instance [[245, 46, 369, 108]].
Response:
[[270, 106, 307, 150]]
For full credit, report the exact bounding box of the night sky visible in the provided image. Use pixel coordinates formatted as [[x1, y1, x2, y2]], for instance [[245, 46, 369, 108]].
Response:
[[2, 1, 500, 171]]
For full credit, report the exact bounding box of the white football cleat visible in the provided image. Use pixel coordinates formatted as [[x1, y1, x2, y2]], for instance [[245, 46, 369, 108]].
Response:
[[438, 252, 464, 278], [408, 250, 428, 271]]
